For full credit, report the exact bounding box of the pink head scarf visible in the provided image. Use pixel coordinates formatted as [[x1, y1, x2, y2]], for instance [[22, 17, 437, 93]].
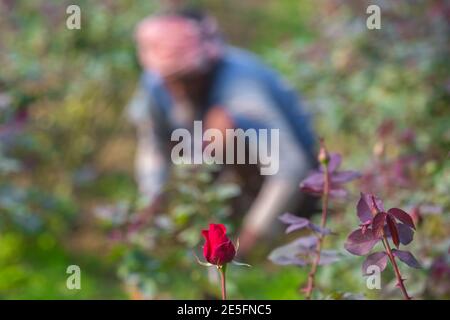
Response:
[[135, 14, 223, 78]]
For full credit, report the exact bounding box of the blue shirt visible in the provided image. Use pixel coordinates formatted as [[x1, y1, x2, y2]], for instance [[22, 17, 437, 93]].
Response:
[[128, 46, 316, 199]]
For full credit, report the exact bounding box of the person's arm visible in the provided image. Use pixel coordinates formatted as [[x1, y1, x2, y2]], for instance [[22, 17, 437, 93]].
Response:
[[221, 78, 314, 253], [126, 82, 169, 205]]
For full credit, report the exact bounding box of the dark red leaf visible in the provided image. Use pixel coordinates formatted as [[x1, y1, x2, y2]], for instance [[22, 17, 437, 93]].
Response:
[[369, 194, 385, 213], [331, 171, 361, 184], [268, 237, 313, 266], [388, 208, 415, 230], [278, 213, 311, 234], [268, 251, 307, 266], [397, 223, 414, 245], [372, 212, 387, 238], [300, 172, 324, 195], [357, 193, 373, 223], [300, 172, 323, 188], [345, 228, 380, 256], [362, 251, 388, 275], [285, 223, 309, 233], [279, 213, 309, 225], [300, 185, 323, 196], [360, 221, 371, 234], [308, 222, 332, 235], [324, 153, 342, 172], [383, 223, 414, 246], [392, 249, 421, 269], [386, 214, 400, 248]]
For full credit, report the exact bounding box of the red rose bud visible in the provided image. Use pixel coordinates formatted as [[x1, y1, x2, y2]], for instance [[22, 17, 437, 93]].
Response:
[[202, 224, 236, 266], [318, 139, 330, 165]]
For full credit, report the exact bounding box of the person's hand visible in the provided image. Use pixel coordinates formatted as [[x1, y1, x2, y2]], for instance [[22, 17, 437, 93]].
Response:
[[204, 106, 234, 135], [236, 227, 260, 258]]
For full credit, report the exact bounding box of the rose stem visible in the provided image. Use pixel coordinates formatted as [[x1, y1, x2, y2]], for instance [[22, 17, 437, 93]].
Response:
[[371, 197, 412, 300], [304, 146, 330, 299], [219, 265, 227, 300], [380, 237, 412, 300]]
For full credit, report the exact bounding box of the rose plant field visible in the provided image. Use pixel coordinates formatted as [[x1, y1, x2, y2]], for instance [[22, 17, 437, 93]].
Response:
[[0, 0, 449, 300]]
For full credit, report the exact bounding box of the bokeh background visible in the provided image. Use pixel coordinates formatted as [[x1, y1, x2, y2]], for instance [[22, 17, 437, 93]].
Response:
[[0, 0, 449, 299]]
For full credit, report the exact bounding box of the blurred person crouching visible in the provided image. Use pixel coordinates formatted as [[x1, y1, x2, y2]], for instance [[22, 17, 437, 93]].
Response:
[[127, 9, 317, 255]]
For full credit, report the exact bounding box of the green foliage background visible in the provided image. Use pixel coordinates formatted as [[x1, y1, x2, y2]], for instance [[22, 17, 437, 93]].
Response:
[[0, 0, 448, 299]]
